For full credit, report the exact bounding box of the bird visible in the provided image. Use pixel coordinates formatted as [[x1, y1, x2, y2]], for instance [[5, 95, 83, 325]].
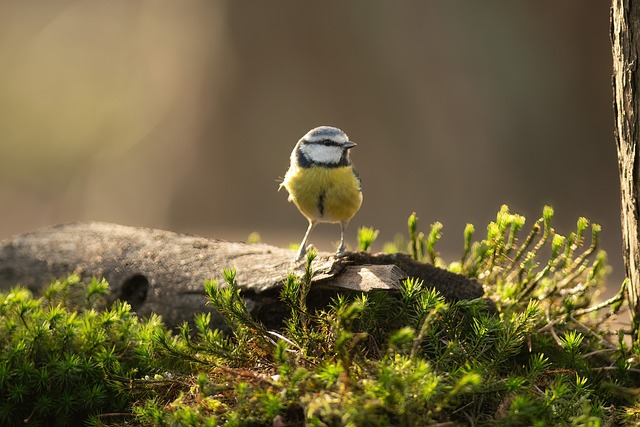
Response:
[[280, 126, 363, 261]]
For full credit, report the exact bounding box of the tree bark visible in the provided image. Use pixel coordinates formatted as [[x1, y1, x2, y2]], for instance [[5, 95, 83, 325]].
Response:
[[611, 0, 640, 334]]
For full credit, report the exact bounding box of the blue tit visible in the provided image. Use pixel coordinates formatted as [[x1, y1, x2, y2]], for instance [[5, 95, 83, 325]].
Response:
[[280, 126, 363, 261]]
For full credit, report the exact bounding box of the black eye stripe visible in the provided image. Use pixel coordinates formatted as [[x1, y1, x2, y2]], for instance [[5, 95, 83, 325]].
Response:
[[303, 139, 342, 147]]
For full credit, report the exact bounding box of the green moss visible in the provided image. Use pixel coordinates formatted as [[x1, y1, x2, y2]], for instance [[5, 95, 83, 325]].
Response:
[[1, 205, 637, 426], [0, 276, 178, 426]]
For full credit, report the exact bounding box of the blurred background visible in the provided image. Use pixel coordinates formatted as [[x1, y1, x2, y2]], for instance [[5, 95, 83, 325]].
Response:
[[0, 2, 622, 286]]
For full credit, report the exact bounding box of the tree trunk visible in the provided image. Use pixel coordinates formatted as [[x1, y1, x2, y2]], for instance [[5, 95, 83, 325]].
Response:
[[611, 0, 640, 335]]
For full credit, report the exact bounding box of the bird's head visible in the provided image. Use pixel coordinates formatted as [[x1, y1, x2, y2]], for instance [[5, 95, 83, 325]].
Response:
[[294, 126, 356, 168]]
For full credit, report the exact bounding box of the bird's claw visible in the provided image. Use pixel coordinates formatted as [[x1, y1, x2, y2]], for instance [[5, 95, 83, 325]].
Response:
[[294, 244, 315, 262]]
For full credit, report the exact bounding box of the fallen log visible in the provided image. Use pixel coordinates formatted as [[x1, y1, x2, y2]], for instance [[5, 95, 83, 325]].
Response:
[[0, 222, 485, 328]]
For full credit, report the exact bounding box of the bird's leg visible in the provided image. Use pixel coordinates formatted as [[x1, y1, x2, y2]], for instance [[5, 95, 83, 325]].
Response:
[[295, 220, 316, 261], [336, 220, 349, 256]]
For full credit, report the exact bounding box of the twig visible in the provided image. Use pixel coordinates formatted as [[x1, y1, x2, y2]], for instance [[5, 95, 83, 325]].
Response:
[[582, 348, 617, 358], [573, 292, 625, 317], [267, 330, 303, 351], [570, 316, 618, 350], [549, 326, 563, 346], [592, 366, 640, 374]]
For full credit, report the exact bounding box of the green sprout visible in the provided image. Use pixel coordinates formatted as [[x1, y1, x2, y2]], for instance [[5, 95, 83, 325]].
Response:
[[357, 226, 380, 252]]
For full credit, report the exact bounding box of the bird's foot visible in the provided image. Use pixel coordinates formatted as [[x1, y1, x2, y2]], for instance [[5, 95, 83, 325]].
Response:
[[294, 244, 315, 262]]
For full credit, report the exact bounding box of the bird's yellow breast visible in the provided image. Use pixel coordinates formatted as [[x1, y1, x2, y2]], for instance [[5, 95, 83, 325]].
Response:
[[282, 165, 362, 223]]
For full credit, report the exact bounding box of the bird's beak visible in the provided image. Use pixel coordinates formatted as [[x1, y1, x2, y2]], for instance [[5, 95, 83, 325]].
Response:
[[343, 141, 357, 149]]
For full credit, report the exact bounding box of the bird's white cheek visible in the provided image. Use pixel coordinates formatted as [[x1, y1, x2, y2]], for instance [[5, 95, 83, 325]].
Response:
[[300, 145, 343, 164]]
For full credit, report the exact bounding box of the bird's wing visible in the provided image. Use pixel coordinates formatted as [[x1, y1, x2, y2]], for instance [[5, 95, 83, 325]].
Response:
[[352, 165, 362, 189]]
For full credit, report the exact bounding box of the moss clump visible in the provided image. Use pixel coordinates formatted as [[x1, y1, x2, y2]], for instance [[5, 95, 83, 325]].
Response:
[[1, 205, 638, 426], [0, 275, 183, 426]]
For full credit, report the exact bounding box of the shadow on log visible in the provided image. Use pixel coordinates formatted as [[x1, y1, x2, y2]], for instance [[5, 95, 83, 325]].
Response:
[[0, 222, 485, 329]]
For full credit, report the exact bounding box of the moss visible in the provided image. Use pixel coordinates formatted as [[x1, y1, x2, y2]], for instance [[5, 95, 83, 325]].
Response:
[[1, 205, 637, 426]]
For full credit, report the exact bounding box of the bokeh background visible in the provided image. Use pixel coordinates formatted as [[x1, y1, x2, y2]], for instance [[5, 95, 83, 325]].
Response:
[[0, 2, 623, 286]]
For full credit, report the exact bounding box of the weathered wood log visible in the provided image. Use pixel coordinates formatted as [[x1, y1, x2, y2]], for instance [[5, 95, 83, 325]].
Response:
[[0, 222, 484, 329]]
